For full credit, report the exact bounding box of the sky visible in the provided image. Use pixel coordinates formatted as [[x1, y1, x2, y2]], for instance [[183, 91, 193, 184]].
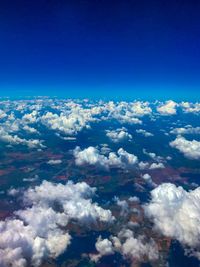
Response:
[[0, 0, 200, 100]]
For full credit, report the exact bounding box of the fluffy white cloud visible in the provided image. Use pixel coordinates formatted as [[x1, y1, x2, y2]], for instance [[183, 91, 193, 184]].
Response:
[[170, 126, 200, 135], [22, 111, 38, 124], [22, 125, 39, 134], [130, 101, 152, 116], [111, 229, 158, 261], [0, 127, 44, 148], [157, 100, 177, 115], [106, 127, 132, 142], [0, 180, 114, 267], [0, 108, 43, 148], [95, 236, 114, 256], [91, 229, 158, 263], [149, 162, 165, 169], [180, 102, 200, 113], [170, 136, 200, 159], [73, 146, 138, 170], [142, 173, 156, 187], [106, 101, 144, 124], [144, 183, 200, 259], [40, 103, 102, 136]]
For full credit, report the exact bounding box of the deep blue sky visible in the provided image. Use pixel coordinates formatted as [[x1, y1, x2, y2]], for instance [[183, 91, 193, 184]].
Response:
[[0, 0, 200, 100]]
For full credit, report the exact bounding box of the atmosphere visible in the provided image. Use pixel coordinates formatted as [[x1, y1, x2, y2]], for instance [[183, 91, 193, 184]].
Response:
[[0, 0, 200, 99]]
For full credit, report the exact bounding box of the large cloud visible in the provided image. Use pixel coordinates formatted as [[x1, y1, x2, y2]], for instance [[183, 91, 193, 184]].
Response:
[[144, 183, 200, 259], [170, 136, 200, 160], [0, 181, 114, 267], [73, 146, 138, 170]]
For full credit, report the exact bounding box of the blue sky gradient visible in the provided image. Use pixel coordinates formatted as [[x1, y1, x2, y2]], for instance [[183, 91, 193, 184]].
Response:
[[0, 0, 200, 100]]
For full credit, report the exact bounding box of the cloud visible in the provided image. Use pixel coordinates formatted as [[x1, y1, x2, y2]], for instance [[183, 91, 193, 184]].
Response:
[[0, 127, 44, 148], [0, 180, 114, 267], [180, 102, 200, 113], [106, 127, 132, 143], [113, 229, 159, 261], [142, 173, 156, 187], [22, 111, 38, 124], [0, 110, 7, 119], [143, 149, 163, 161], [1, 99, 199, 149], [47, 159, 62, 165], [113, 197, 129, 215], [73, 146, 138, 170], [106, 101, 145, 124], [130, 101, 152, 116], [136, 129, 154, 137], [91, 229, 158, 263], [170, 126, 200, 135], [144, 183, 200, 259], [157, 100, 177, 115], [40, 103, 102, 136], [95, 236, 114, 255], [149, 162, 165, 169], [170, 136, 200, 160], [0, 108, 43, 148]]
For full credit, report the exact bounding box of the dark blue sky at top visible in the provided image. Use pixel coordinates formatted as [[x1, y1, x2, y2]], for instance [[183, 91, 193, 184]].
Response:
[[0, 0, 200, 100]]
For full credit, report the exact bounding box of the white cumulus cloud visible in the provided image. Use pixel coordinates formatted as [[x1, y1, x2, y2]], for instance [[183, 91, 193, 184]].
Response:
[[144, 183, 200, 259], [170, 136, 200, 160]]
